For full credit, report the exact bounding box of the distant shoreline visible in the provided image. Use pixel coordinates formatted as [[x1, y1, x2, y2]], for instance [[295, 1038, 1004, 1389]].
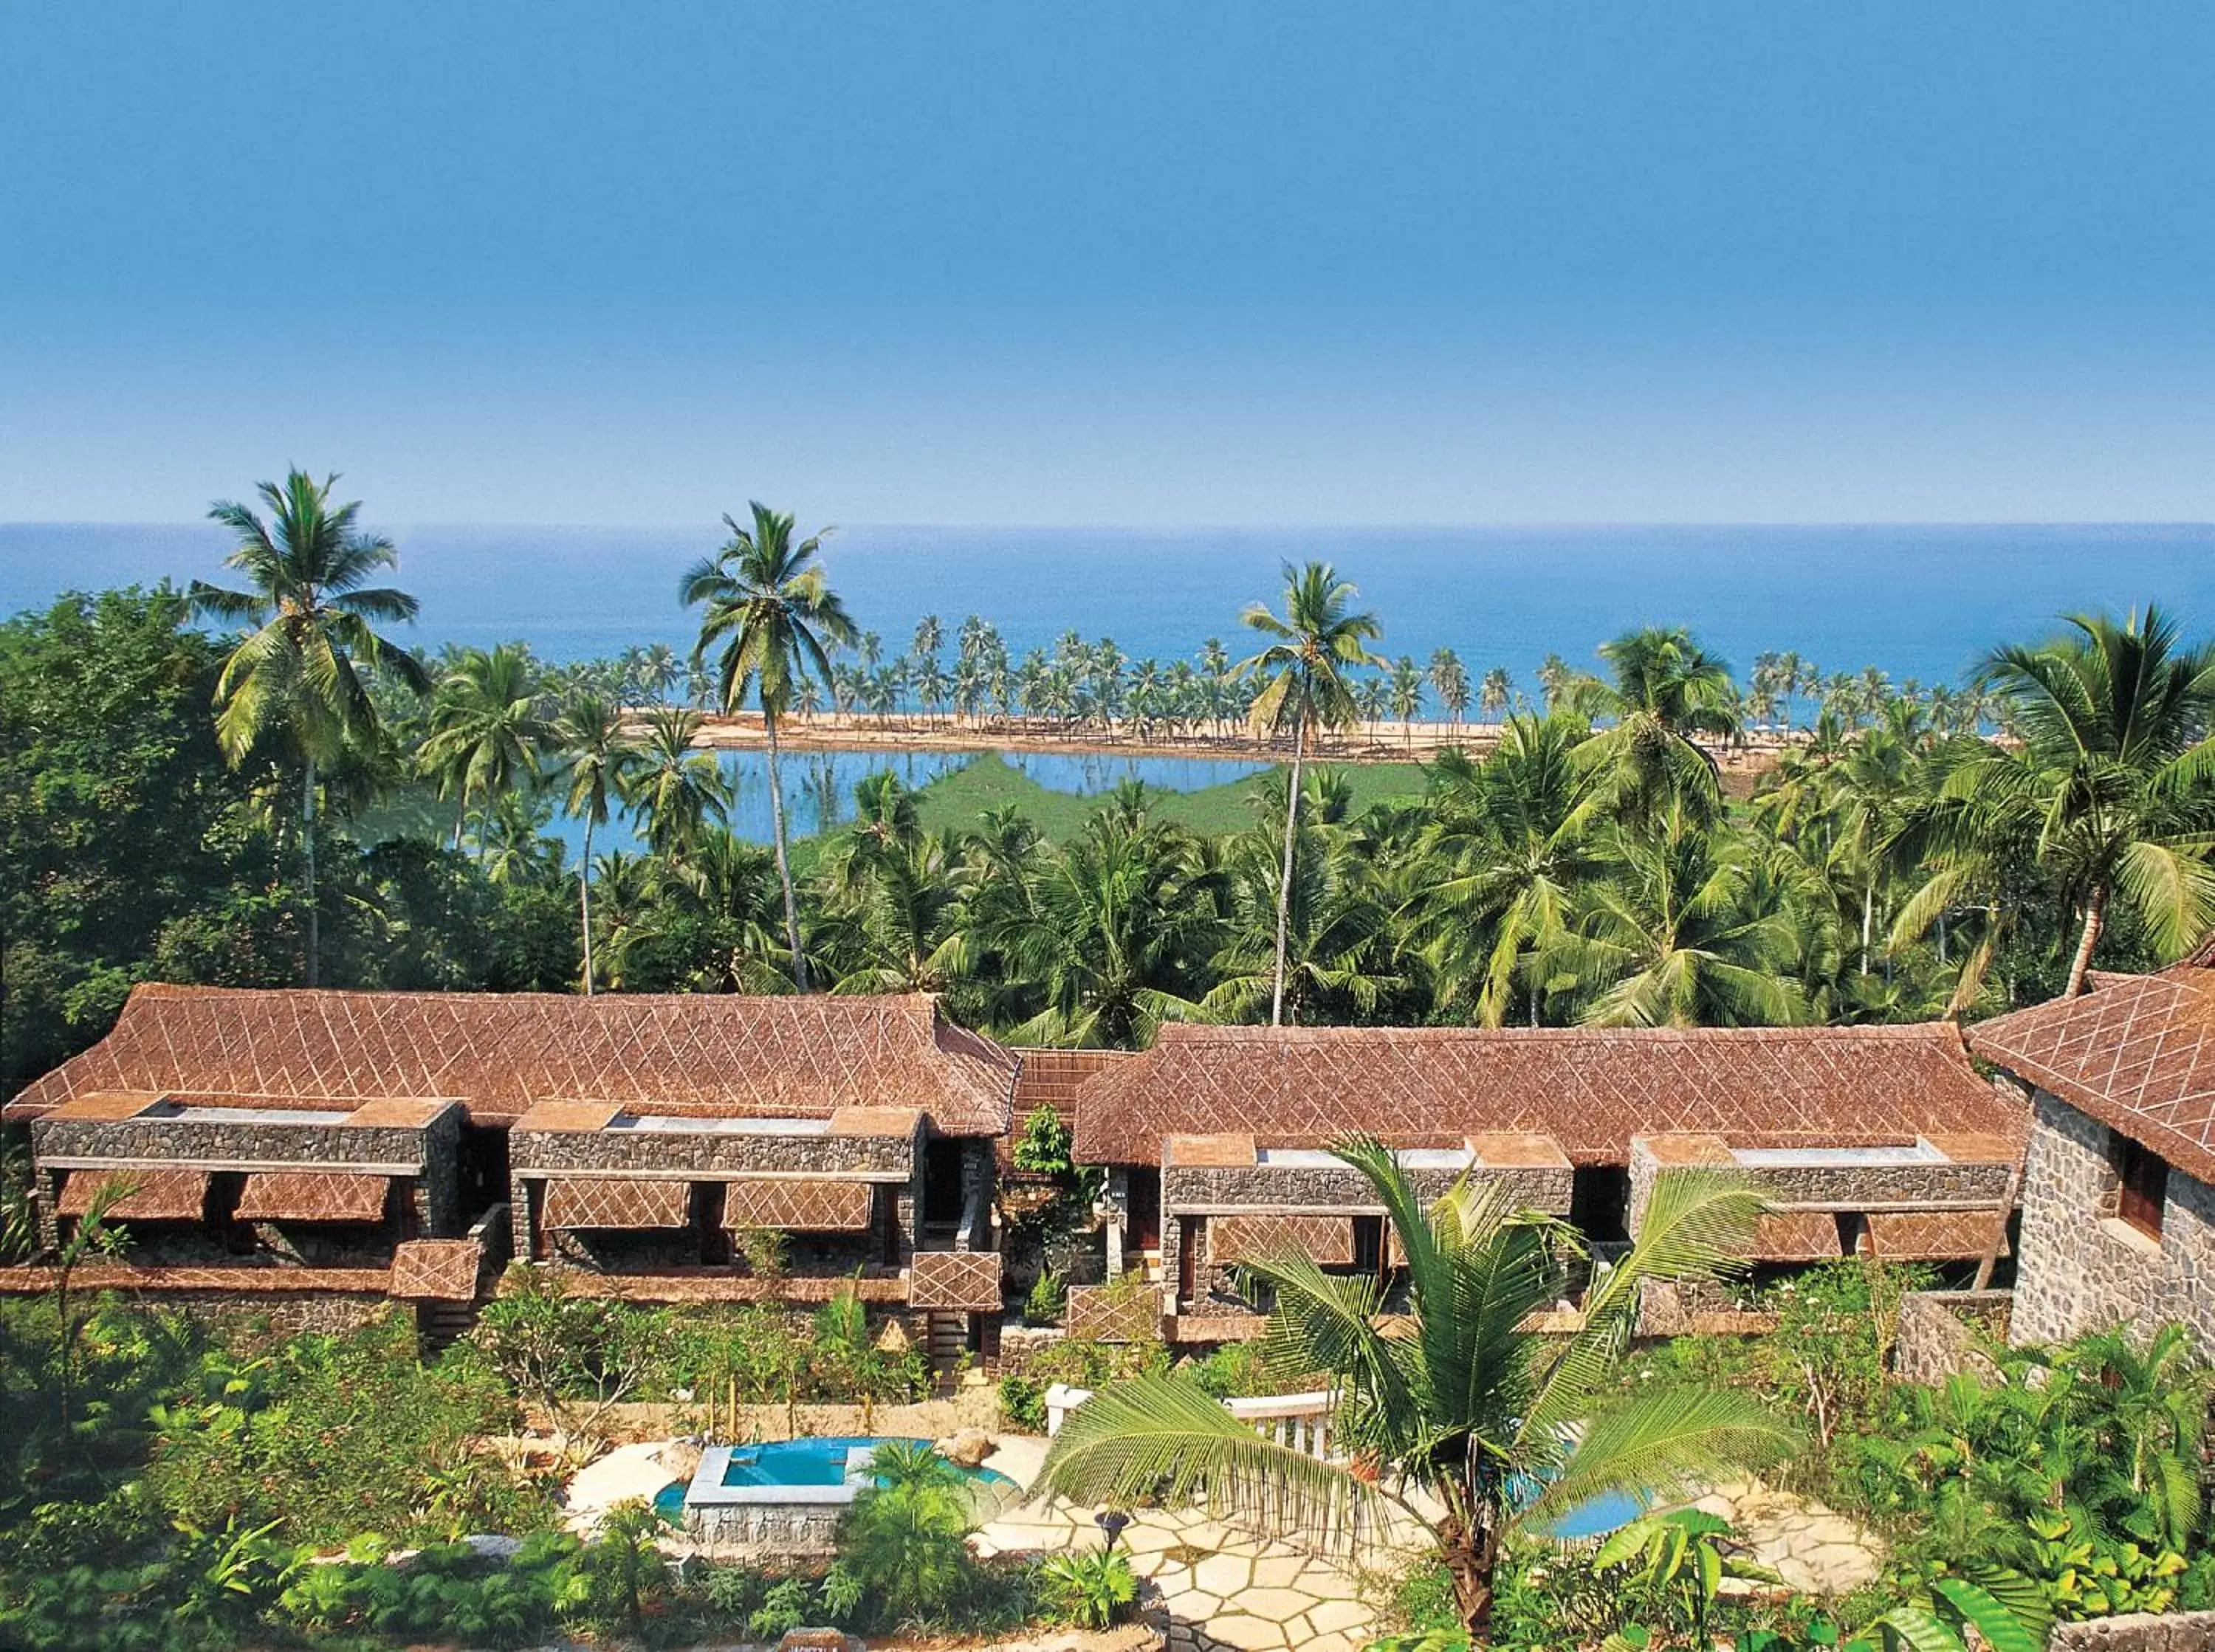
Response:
[[649, 709, 1800, 782]]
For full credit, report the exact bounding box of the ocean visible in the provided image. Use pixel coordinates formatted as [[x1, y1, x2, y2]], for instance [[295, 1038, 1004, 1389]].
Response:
[[5, 521, 2211, 696], [7, 520, 2210, 848]]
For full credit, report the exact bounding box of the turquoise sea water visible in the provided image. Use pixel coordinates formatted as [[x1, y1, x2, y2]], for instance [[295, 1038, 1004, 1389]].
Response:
[[7, 522, 2211, 698], [12, 521, 2209, 847]]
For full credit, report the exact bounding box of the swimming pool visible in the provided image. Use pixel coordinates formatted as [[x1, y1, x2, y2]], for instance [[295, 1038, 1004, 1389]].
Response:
[[655, 1436, 1017, 1521]]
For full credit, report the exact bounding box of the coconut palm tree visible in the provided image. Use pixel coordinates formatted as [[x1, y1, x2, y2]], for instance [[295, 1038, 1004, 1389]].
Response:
[[1203, 777, 1397, 1025], [1573, 627, 1742, 828], [1037, 1143, 1793, 1642], [1234, 562, 1385, 1025], [680, 504, 857, 990], [625, 708, 729, 861], [1478, 667, 1514, 723], [984, 788, 1220, 1046], [1415, 714, 1607, 1026], [1429, 649, 1471, 731], [418, 644, 552, 857], [1923, 606, 2215, 997], [1389, 655, 1425, 751], [553, 694, 642, 994], [1538, 811, 1804, 1027], [189, 469, 427, 985]]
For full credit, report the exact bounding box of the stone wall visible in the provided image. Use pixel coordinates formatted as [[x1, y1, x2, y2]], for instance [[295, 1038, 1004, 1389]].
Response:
[[2013, 1091, 2215, 1357], [683, 1497, 846, 1555], [508, 1128, 916, 1179], [32, 1114, 438, 1171], [1161, 1160, 1573, 1216], [2048, 1609, 2215, 1651], [1892, 1290, 2012, 1386]]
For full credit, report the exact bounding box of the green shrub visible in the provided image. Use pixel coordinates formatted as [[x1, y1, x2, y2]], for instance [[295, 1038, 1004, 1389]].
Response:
[[1000, 1373, 1048, 1431], [1012, 1105, 1076, 1177], [1024, 1268, 1068, 1326], [835, 1444, 980, 1628], [1039, 1547, 1138, 1628]]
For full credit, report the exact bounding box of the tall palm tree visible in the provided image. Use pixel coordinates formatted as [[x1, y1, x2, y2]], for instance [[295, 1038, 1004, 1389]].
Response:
[[189, 469, 427, 985], [1573, 627, 1741, 828], [1234, 562, 1384, 1025], [1929, 606, 2215, 996], [553, 694, 642, 994], [1203, 778, 1397, 1025], [1428, 648, 1471, 731], [680, 504, 857, 990], [625, 708, 729, 861], [1538, 812, 1804, 1027], [1415, 714, 1606, 1026], [1037, 1144, 1792, 1642], [985, 789, 1220, 1046], [418, 644, 551, 857]]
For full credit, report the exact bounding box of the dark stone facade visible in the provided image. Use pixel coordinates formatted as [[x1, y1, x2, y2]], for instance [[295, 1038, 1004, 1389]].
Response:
[[2013, 1089, 2215, 1357]]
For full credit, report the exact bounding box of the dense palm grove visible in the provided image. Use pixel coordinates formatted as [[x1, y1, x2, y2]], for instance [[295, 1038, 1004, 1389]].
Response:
[[7, 473, 2214, 1094]]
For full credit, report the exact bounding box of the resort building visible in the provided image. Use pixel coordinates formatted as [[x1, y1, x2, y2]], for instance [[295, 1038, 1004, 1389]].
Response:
[[6, 982, 2036, 1359], [1068, 1022, 2025, 1343], [1968, 951, 2215, 1359], [3, 984, 1019, 1352]]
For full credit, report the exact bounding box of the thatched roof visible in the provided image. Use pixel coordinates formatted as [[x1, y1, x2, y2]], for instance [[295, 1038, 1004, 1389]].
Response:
[[1969, 961, 2215, 1185], [1074, 1021, 2016, 1166], [10, 984, 1017, 1136]]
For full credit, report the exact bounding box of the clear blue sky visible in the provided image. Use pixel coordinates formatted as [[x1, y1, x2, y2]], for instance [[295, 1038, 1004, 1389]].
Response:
[[4, 2, 2211, 525]]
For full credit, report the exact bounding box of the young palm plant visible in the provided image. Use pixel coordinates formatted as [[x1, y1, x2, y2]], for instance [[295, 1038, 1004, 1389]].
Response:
[[189, 469, 427, 985], [1037, 1143, 1794, 1643], [1234, 562, 1384, 1025], [681, 503, 857, 991]]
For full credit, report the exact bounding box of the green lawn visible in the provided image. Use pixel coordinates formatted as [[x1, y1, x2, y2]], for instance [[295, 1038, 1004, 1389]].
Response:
[[903, 752, 1432, 843]]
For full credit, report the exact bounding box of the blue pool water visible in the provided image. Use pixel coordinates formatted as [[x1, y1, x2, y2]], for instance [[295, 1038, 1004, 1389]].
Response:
[[656, 1435, 1017, 1516], [1528, 1485, 1646, 1541]]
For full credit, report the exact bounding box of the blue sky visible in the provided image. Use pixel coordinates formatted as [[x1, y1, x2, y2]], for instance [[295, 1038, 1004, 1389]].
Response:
[[4, 2, 2211, 525]]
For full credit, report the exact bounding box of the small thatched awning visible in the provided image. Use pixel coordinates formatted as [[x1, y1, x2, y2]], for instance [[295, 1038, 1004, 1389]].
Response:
[[542, 1177, 691, 1231], [724, 1180, 873, 1233], [1211, 1214, 1354, 1267], [391, 1239, 484, 1300], [236, 1171, 391, 1223], [1748, 1211, 1846, 1262], [56, 1169, 207, 1220], [1867, 1211, 2008, 1262]]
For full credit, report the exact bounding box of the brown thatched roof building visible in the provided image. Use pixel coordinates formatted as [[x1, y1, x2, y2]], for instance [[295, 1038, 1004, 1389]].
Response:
[[7, 982, 1019, 1137], [1072, 1020, 2018, 1167]]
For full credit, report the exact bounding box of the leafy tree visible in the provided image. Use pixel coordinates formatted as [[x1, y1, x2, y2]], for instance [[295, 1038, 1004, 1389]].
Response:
[[681, 504, 858, 990], [1234, 561, 1384, 1025], [0, 588, 253, 1089], [189, 471, 428, 984], [1037, 1144, 1793, 1642]]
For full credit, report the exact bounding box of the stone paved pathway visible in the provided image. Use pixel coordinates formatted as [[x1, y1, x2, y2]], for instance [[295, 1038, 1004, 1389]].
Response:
[[976, 1499, 1387, 1652], [1692, 1481, 1886, 1595]]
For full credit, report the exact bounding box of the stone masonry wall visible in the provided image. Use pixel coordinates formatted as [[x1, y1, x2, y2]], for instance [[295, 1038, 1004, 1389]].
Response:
[[508, 1129, 915, 1179], [2014, 1090, 2215, 1358], [1162, 1160, 1573, 1216], [1892, 1290, 2011, 1386], [1627, 1141, 2013, 1245], [2012, 1092, 2149, 1344], [2048, 1609, 2215, 1651], [33, 1115, 433, 1171]]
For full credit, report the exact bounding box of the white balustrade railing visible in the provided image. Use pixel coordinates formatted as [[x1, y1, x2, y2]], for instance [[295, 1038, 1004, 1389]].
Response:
[[1043, 1383, 1336, 1460]]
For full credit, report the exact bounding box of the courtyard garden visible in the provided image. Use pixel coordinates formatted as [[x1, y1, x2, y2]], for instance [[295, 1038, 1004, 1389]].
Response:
[[4, 1150, 2214, 1650]]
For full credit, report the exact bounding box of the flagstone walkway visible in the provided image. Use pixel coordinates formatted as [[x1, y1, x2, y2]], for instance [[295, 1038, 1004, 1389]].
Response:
[[975, 1500, 1387, 1652]]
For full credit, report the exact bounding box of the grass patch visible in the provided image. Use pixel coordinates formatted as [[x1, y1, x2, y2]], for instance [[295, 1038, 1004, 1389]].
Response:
[[904, 753, 1430, 843]]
